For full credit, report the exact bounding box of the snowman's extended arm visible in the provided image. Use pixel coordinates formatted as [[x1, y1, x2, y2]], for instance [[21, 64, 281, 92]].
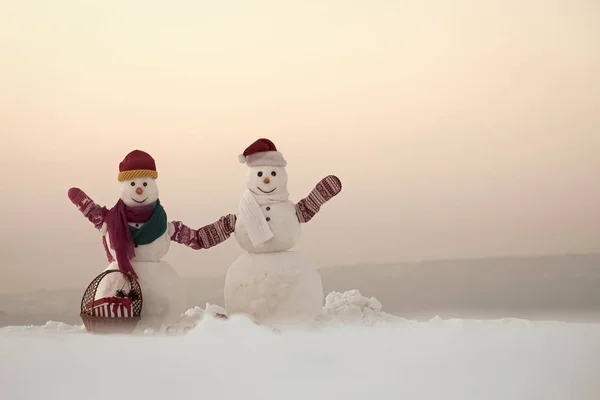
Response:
[[67, 187, 108, 230], [296, 175, 342, 223], [170, 214, 237, 250]]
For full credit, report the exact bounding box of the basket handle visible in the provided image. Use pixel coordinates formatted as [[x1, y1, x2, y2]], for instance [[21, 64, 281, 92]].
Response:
[[80, 269, 141, 313], [101, 269, 138, 287]]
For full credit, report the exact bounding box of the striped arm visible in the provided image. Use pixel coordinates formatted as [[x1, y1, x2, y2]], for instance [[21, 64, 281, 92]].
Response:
[[67, 187, 108, 230], [295, 175, 342, 223], [171, 214, 236, 250]]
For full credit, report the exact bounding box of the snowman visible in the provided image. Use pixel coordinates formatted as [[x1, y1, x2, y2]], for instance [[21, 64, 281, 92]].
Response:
[[68, 149, 236, 329], [224, 138, 342, 327]]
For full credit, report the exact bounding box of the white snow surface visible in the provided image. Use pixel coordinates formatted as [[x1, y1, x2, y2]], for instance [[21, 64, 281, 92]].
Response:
[[1, 290, 600, 400]]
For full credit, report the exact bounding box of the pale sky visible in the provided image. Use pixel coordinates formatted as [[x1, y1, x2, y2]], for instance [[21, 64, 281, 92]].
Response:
[[0, 0, 599, 293]]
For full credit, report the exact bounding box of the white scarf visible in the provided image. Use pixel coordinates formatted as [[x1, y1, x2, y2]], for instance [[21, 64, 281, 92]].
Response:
[[238, 189, 289, 248]]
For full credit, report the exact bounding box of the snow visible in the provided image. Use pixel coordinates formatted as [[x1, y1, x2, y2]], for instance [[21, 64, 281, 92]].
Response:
[[224, 251, 324, 326], [1, 290, 600, 400], [318, 289, 402, 325]]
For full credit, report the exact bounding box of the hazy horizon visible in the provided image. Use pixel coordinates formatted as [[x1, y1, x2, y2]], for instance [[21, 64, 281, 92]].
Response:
[[1, 0, 599, 293], [2, 252, 598, 295]]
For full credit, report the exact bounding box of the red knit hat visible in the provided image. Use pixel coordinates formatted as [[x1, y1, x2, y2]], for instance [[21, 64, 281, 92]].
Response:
[[238, 138, 287, 167], [118, 150, 158, 182]]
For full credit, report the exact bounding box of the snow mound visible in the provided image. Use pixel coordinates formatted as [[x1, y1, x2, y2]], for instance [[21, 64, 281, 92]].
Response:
[[317, 289, 402, 326], [141, 303, 228, 335]]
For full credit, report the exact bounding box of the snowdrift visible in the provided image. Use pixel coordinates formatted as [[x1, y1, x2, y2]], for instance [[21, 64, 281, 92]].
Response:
[[1, 290, 599, 400]]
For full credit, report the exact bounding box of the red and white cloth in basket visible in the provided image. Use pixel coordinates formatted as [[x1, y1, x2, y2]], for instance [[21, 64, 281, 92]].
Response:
[[88, 297, 133, 318]]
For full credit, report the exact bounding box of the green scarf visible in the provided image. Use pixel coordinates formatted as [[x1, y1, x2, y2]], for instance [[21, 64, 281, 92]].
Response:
[[129, 200, 168, 246]]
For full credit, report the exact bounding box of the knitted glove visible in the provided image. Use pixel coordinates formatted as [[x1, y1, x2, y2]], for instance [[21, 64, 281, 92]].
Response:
[[67, 187, 108, 230], [171, 214, 236, 250], [296, 175, 342, 223]]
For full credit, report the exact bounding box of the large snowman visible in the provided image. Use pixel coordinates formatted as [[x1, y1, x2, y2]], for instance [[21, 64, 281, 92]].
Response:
[[68, 150, 236, 329], [224, 138, 342, 327]]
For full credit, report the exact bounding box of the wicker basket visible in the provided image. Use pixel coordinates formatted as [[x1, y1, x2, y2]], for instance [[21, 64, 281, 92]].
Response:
[[80, 269, 143, 334]]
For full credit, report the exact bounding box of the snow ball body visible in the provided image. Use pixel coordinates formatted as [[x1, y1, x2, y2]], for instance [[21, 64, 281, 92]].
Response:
[[224, 251, 324, 326], [234, 166, 301, 253], [96, 177, 186, 328]]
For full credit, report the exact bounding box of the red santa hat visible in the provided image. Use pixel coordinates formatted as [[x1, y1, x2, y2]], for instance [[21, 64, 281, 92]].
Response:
[[238, 138, 287, 167], [118, 150, 158, 182]]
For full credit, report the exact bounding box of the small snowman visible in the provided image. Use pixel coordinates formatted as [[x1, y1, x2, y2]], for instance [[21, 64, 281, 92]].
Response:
[[68, 150, 235, 329], [224, 138, 342, 327]]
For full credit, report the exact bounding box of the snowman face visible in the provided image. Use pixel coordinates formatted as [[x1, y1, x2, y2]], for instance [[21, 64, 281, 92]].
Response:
[[247, 166, 288, 195], [120, 178, 159, 207]]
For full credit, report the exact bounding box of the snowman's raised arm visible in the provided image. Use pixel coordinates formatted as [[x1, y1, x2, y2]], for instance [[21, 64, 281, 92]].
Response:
[[296, 175, 342, 223], [67, 187, 108, 230], [170, 214, 237, 250]]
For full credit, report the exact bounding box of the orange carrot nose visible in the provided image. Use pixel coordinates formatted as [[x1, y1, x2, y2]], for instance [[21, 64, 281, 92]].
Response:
[[263, 177, 270, 184], [136, 187, 143, 195]]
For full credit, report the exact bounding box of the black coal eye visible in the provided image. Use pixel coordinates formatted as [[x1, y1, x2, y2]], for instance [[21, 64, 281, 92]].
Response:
[[143, 182, 148, 187], [271, 171, 277, 177], [130, 182, 135, 186], [257, 171, 263, 177]]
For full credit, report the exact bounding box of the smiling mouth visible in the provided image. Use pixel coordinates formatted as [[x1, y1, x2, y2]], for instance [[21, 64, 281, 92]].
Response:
[[131, 197, 148, 204], [257, 187, 277, 194]]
